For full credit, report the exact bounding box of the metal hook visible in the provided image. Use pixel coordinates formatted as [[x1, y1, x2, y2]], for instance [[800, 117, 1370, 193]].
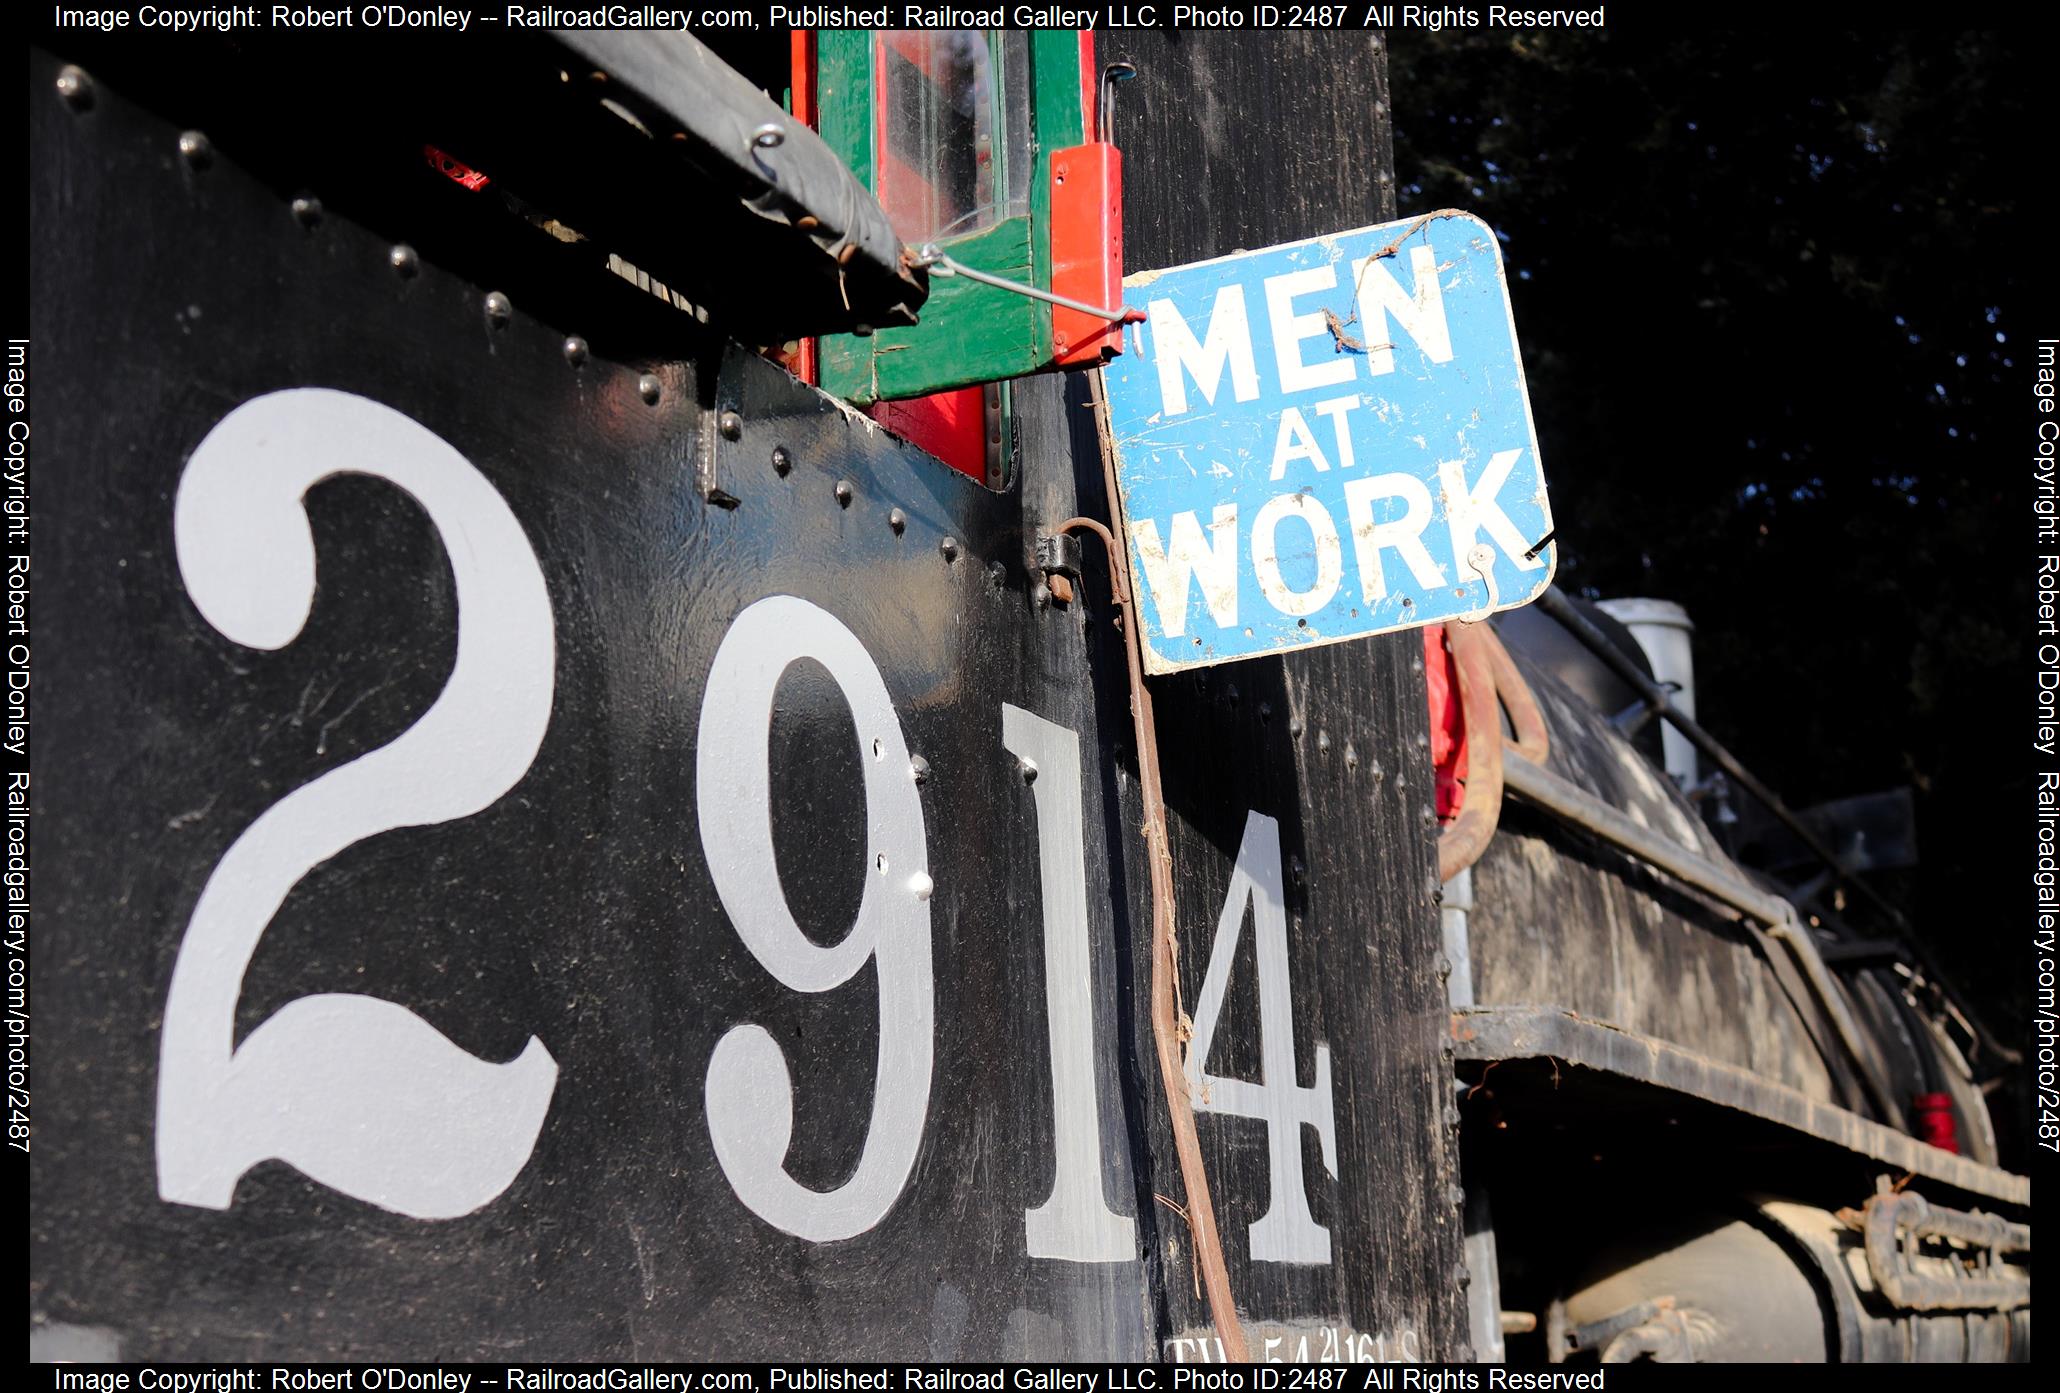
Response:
[[1099, 61, 1138, 144], [1458, 543, 1500, 624]]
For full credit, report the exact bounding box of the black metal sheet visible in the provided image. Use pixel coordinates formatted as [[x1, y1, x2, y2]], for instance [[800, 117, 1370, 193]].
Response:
[[1451, 1006, 2029, 1207], [28, 49, 1142, 1360], [1103, 30, 1470, 1362], [30, 38, 1469, 1362]]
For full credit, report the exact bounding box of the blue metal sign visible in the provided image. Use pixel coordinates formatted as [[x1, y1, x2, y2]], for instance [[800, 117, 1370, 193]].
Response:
[[1104, 211, 1555, 674]]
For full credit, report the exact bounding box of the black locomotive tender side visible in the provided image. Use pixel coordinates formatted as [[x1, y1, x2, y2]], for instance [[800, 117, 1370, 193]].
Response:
[[26, 25, 2029, 1363]]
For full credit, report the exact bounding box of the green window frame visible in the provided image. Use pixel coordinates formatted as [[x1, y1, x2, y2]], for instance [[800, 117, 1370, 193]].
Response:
[[815, 30, 1088, 406]]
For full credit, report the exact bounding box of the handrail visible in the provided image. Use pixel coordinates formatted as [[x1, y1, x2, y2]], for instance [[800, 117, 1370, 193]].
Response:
[[1532, 586, 2018, 1067], [1501, 751, 1905, 1128]]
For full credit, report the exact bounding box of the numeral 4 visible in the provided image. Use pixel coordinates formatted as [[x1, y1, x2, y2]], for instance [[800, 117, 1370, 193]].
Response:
[[1186, 810, 1338, 1264]]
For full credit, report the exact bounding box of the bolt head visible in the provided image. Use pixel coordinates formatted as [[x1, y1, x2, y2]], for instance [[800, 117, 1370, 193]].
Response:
[[178, 130, 213, 169], [562, 336, 589, 368], [718, 410, 743, 440], [290, 196, 323, 228], [908, 755, 931, 786], [888, 507, 907, 535], [55, 65, 94, 109], [483, 291, 512, 327], [637, 374, 662, 405], [770, 446, 792, 476], [834, 480, 854, 507], [1019, 757, 1039, 785], [389, 244, 420, 278], [940, 537, 959, 563]]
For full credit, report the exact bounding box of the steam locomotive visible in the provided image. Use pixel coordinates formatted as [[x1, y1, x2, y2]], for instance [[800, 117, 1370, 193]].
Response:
[[25, 20, 2029, 1363]]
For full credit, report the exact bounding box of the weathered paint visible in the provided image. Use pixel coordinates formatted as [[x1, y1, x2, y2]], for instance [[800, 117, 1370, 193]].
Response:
[[1104, 213, 1554, 674], [29, 36, 1467, 1360]]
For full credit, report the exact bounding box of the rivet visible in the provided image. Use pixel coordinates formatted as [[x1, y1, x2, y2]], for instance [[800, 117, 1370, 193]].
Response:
[[562, 336, 589, 367], [909, 755, 931, 786], [1226, 683, 1240, 707], [907, 871, 934, 902], [1436, 956, 1452, 981], [1032, 581, 1051, 609], [1288, 855, 1304, 887], [290, 196, 323, 228], [1446, 1183, 1467, 1208], [1345, 743, 1359, 771], [389, 244, 420, 278], [851, 323, 874, 337], [483, 291, 513, 328], [178, 130, 213, 169], [940, 537, 960, 563], [1444, 1104, 1462, 1130], [987, 560, 1007, 588], [834, 480, 854, 507], [55, 65, 94, 110], [888, 507, 906, 535], [1453, 1263, 1472, 1289], [1421, 806, 1437, 827], [1259, 701, 1273, 721], [1289, 717, 1304, 739], [751, 122, 785, 150], [637, 374, 662, 405], [1019, 757, 1039, 784], [771, 445, 792, 476], [718, 410, 743, 440], [1317, 730, 1331, 755]]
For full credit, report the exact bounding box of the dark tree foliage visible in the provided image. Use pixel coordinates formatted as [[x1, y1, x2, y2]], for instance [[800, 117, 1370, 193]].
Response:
[[1388, 29, 2041, 1102]]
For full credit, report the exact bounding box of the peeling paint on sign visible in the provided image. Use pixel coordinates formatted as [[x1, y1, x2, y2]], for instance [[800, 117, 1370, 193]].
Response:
[[1104, 210, 1555, 675]]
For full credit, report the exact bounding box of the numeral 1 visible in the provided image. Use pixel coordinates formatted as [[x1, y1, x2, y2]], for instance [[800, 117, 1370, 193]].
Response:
[[1003, 704, 1138, 1263]]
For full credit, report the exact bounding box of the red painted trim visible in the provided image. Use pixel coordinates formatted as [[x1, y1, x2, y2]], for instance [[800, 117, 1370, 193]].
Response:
[[869, 389, 989, 481], [789, 29, 815, 128], [1049, 142, 1126, 366], [782, 31, 819, 387], [1080, 29, 1096, 137], [1426, 626, 1471, 823]]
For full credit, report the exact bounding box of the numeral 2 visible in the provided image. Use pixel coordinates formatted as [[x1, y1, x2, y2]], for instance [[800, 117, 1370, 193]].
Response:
[[157, 388, 559, 1220]]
